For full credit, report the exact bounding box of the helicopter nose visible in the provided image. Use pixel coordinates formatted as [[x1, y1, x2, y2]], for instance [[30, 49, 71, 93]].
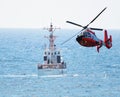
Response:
[[76, 35, 84, 42]]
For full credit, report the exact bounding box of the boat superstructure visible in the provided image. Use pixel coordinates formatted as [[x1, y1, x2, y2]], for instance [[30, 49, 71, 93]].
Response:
[[38, 23, 66, 70]]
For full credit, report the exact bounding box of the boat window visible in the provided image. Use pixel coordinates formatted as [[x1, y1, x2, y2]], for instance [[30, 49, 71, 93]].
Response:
[[57, 56, 61, 63], [44, 56, 47, 61], [48, 52, 50, 55], [54, 52, 56, 55], [58, 51, 60, 54], [44, 52, 47, 55]]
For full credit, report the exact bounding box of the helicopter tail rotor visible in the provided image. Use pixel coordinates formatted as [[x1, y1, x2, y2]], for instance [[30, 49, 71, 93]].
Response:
[[104, 30, 112, 49]]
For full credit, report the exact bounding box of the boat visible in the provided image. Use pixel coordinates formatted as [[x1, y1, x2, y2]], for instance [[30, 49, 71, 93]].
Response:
[[37, 23, 66, 74]]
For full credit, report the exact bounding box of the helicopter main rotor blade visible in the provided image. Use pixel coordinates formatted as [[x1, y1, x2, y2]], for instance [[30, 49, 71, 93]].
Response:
[[90, 28, 103, 31], [66, 21, 84, 28], [61, 28, 84, 45], [87, 7, 107, 27]]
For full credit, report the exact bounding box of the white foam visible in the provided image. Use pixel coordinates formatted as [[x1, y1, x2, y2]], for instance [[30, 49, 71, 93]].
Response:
[[72, 74, 79, 77], [0, 74, 38, 78], [40, 74, 67, 78], [39, 73, 80, 78], [0, 73, 80, 78]]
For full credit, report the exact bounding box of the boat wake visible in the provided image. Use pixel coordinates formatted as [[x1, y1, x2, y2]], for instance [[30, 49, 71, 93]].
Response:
[[0, 73, 108, 79], [0, 74, 38, 78], [39, 73, 79, 78], [40, 74, 67, 78], [0, 73, 79, 78]]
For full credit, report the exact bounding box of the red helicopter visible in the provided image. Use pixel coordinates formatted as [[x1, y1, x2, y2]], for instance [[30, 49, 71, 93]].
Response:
[[63, 7, 112, 52]]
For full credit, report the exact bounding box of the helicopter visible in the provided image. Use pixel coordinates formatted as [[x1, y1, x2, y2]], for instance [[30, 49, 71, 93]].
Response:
[[62, 7, 112, 52]]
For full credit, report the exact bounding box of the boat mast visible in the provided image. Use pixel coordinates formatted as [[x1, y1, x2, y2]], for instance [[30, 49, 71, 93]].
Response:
[[44, 23, 59, 51]]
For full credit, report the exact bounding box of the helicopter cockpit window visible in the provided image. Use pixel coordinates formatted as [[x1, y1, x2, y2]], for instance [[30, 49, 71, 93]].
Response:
[[84, 32, 91, 38]]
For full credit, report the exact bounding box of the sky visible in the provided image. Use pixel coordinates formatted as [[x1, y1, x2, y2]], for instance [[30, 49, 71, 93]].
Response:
[[0, 0, 119, 29]]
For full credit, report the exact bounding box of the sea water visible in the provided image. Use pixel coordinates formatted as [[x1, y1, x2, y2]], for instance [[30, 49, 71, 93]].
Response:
[[0, 29, 120, 97]]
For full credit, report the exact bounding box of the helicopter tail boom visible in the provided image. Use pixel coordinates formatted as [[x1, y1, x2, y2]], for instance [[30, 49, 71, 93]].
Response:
[[104, 30, 112, 49]]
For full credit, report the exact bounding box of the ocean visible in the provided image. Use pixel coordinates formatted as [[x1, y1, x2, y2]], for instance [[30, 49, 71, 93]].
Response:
[[0, 29, 120, 97]]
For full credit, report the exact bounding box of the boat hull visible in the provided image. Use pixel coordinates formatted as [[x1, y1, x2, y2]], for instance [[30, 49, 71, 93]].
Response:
[[38, 68, 67, 76]]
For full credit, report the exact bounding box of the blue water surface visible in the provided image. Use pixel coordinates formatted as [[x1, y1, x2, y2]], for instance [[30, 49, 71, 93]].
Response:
[[0, 29, 120, 97]]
